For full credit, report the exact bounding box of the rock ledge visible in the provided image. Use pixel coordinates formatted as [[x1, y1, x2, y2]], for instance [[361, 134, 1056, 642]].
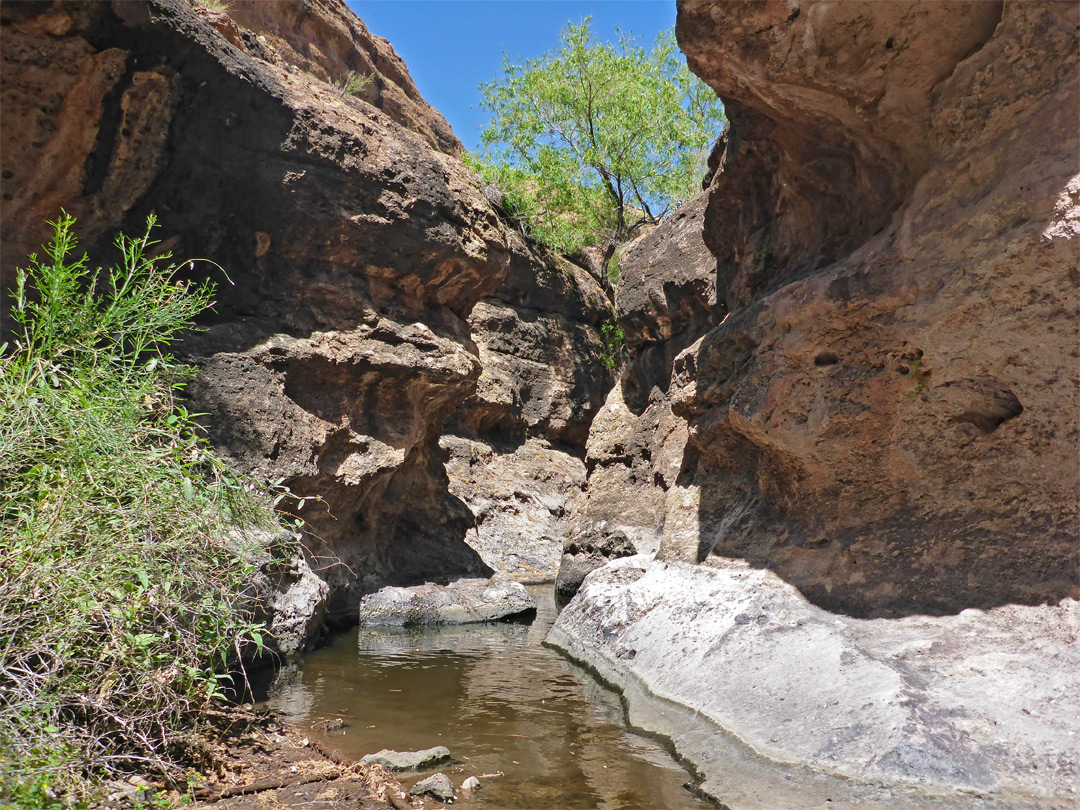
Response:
[[549, 556, 1080, 810], [358, 575, 536, 625]]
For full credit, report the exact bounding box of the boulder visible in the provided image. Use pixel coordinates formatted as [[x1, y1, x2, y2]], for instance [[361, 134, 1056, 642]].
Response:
[[361, 746, 451, 772], [554, 526, 635, 606], [358, 575, 536, 625], [409, 772, 455, 802], [550, 556, 1080, 809]]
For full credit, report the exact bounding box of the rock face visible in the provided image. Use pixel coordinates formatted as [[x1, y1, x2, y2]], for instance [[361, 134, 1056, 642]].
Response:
[[557, 194, 720, 600], [552, 1, 1079, 807], [551, 557, 1080, 810], [665, 0, 1079, 617], [445, 234, 613, 583], [0, 0, 598, 636], [441, 434, 585, 584]]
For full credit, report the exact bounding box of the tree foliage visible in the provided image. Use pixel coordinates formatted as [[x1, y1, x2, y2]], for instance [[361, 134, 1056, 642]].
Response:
[[472, 20, 726, 252]]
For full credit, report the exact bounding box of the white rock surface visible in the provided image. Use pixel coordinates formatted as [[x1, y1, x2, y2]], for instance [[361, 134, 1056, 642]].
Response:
[[548, 555, 1080, 810], [442, 435, 585, 583]]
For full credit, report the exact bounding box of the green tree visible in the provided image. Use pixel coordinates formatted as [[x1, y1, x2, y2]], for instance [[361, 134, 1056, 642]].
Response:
[[473, 20, 725, 252]]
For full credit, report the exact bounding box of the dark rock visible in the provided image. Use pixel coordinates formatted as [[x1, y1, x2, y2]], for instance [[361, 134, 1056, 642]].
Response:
[[554, 528, 635, 605]]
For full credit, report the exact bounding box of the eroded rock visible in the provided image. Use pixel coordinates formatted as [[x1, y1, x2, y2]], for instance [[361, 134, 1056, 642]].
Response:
[[653, 0, 1080, 616], [409, 772, 455, 802], [442, 435, 585, 583], [358, 575, 536, 625], [550, 556, 1080, 809], [555, 195, 716, 599], [0, 0, 581, 637]]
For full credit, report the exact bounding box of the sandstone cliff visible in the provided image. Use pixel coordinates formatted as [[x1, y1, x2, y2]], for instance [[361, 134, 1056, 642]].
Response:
[[442, 235, 613, 583], [0, 0, 604, 642], [556, 194, 722, 599], [667, 0, 1078, 617]]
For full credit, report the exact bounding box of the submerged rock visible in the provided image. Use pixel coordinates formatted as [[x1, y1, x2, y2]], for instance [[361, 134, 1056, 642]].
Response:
[[358, 575, 536, 625], [360, 746, 451, 771], [409, 772, 455, 802]]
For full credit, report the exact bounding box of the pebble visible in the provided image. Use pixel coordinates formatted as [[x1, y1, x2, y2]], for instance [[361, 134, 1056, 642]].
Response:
[[461, 775, 481, 792]]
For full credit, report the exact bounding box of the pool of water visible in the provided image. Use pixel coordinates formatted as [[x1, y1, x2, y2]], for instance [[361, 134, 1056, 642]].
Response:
[[262, 586, 713, 809]]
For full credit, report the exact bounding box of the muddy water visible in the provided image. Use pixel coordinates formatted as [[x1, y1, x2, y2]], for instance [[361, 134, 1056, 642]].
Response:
[[264, 587, 713, 809]]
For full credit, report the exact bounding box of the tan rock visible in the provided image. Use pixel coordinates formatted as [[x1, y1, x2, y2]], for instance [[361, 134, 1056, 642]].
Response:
[[663, 0, 1080, 616]]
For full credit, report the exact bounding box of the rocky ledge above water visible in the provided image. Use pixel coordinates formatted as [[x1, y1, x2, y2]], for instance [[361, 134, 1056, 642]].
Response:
[[550, 556, 1080, 810], [357, 575, 536, 625]]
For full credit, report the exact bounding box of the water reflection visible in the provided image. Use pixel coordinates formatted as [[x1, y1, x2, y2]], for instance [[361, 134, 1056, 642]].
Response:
[[266, 587, 711, 809]]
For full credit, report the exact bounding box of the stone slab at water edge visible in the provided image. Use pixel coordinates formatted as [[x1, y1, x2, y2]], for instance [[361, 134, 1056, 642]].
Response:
[[357, 575, 536, 625], [360, 747, 451, 772], [548, 556, 1080, 810]]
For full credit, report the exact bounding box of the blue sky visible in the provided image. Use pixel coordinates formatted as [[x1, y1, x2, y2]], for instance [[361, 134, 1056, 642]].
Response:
[[346, 1, 677, 152]]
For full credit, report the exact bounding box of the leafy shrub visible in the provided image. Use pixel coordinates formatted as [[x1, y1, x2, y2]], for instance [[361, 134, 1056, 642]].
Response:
[[599, 318, 626, 371], [466, 152, 617, 253], [333, 70, 373, 99], [0, 213, 288, 806]]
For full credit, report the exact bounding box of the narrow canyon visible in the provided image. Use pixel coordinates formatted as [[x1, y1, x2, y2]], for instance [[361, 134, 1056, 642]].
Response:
[[1, 1, 1077, 808]]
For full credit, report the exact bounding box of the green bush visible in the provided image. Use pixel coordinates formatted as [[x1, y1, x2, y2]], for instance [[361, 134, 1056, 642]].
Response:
[[0, 213, 288, 806], [599, 318, 626, 371]]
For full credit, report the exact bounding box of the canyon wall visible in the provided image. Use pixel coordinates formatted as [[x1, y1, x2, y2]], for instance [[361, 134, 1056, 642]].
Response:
[[552, 1, 1078, 806], [442, 241, 612, 583], [561, 0, 1079, 618], [669, 0, 1078, 617], [0, 0, 606, 643]]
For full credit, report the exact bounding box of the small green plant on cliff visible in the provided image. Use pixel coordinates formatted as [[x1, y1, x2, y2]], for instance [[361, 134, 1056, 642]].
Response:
[[471, 20, 726, 254], [905, 355, 929, 400], [332, 70, 373, 100], [752, 234, 771, 275], [0, 213, 288, 807], [599, 318, 626, 371]]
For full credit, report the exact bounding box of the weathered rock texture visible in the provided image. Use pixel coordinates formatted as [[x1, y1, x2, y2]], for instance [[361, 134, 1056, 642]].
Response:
[[658, 0, 1079, 617], [551, 557, 1080, 810], [557, 194, 720, 600], [553, 1, 1080, 806], [357, 575, 535, 626], [444, 233, 613, 583], [360, 747, 451, 772], [0, 0, 597, 632], [441, 434, 585, 584]]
